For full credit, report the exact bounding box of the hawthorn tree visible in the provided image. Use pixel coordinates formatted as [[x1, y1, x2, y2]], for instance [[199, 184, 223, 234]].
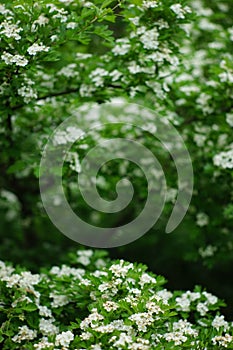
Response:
[[0, 0, 233, 297]]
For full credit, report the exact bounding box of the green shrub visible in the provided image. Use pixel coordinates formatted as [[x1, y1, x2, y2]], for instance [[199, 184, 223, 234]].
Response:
[[0, 250, 232, 349]]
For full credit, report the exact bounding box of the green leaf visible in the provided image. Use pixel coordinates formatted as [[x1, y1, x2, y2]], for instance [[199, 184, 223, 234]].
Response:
[[93, 25, 114, 42], [7, 160, 27, 174], [101, 0, 116, 9], [21, 304, 38, 311]]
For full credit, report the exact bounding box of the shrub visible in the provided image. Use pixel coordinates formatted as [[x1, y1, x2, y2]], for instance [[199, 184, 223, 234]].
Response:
[[0, 249, 232, 349]]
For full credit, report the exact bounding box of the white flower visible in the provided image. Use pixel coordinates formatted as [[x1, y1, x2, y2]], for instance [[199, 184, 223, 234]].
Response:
[[170, 4, 192, 19], [196, 212, 209, 227], [0, 20, 22, 40], [203, 292, 218, 305], [51, 34, 58, 42], [165, 188, 177, 203], [146, 301, 163, 314], [163, 331, 187, 345], [18, 85, 37, 103], [156, 289, 173, 304], [53, 127, 84, 146], [140, 28, 159, 50], [77, 249, 93, 257], [212, 334, 233, 347], [80, 331, 92, 340], [1, 190, 18, 203], [77, 255, 91, 266], [129, 312, 154, 332], [128, 61, 141, 74], [19, 271, 40, 288], [226, 113, 233, 127], [142, 0, 158, 9], [79, 83, 96, 97], [50, 264, 85, 278], [112, 39, 131, 56], [173, 320, 198, 337], [57, 63, 78, 77], [49, 292, 69, 308], [1, 52, 28, 66], [176, 294, 191, 312], [139, 272, 156, 286], [39, 318, 59, 335], [128, 17, 140, 26], [0, 4, 13, 15], [32, 14, 49, 31], [67, 22, 77, 29], [109, 69, 123, 82], [111, 333, 133, 347], [38, 306, 52, 318], [34, 338, 54, 349], [12, 326, 37, 343], [95, 259, 107, 268], [109, 260, 133, 278], [34, 14, 49, 26], [212, 315, 229, 331], [12, 55, 29, 66], [213, 149, 233, 169], [90, 68, 109, 87], [199, 245, 217, 258], [228, 27, 233, 41], [55, 331, 74, 347], [103, 301, 119, 312], [27, 43, 50, 55], [80, 308, 104, 330], [219, 71, 233, 83], [197, 302, 209, 316]]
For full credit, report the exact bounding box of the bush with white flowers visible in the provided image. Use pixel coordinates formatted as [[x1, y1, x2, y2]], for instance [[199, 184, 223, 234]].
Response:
[[1, 0, 233, 347], [0, 249, 233, 349]]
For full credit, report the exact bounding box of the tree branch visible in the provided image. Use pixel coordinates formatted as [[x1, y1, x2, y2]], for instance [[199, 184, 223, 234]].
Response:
[[11, 84, 123, 111]]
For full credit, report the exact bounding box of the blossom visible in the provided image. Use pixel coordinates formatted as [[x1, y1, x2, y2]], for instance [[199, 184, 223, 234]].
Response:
[[212, 334, 233, 347], [18, 85, 37, 103], [12, 326, 37, 343], [199, 245, 217, 258], [27, 43, 50, 55], [163, 331, 187, 345], [109, 260, 133, 278], [39, 318, 59, 335], [212, 315, 229, 331], [139, 272, 156, 286], [140, 28, 159, 50], [90, 68, 109, 87], [55, 331, 74, 347], [226, 113, 233, 127], [142, 0, 158, 9], [213, 149, 233, 169], [49, 292, 69, 308], [38, 306, 53, 318], [112, 39, 131, 55], [203, 291, 218, 305], [57, 63, 79, 77], [103, 301, 119, 312], [196, 212, 209, 227], [32, 14, 49, 31], [53, 127, 84, 146], [170, 4, 192, 19], [0, 20, 22, 40], [129, 312, 154, 332], [197, 302, 209, 316], [67, 22, 77, 29], [1, 52, 28, 66]]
